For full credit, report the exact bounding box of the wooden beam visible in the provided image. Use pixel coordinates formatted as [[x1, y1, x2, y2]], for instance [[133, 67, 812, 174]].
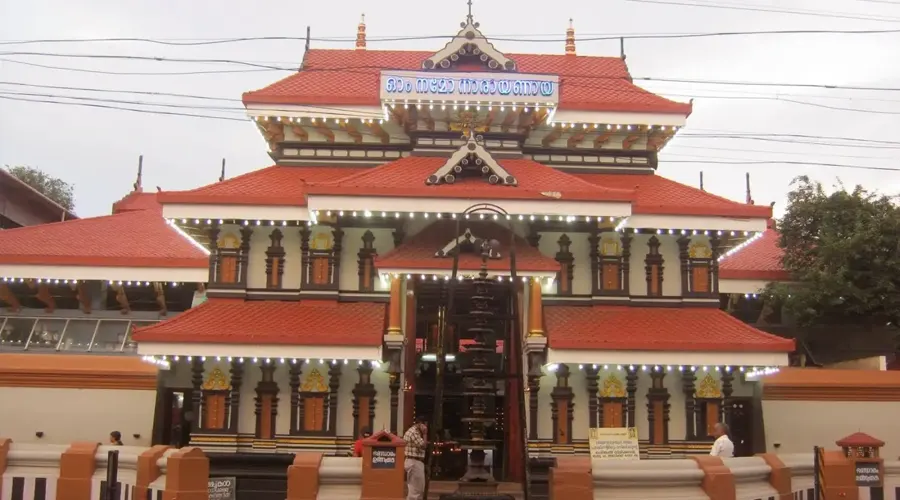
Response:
[[500, 109, 521, 133], [418, 107, 435, 131], [73, 281, 91, 314], [341, 122, 364, 144], [111, 283, 131, 314], [566, 129, 587, 148], [541, 127, 562, 147], [312, 120, 335, 143], [289, 123, 309, 141], [0, 283, 21, 313], [36, 284, 56, 313], [647, 130, 673, 151], [255, 119, 285, 150], [365, 122, 390, 144], [593, 130, 614, 148], [484, 108, 499, 128], [516, 111, 534, 135], [153, 282, 168, 316], [622, 132, 642, 150]]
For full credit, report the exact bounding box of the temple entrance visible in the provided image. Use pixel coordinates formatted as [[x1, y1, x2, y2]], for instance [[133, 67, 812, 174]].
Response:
[[153, 388, 194, 447], [729, 397, 754, 457], [411, 277, 519, 482]]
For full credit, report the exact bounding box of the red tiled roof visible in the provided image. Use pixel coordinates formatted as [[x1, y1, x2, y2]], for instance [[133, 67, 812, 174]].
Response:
[[375, 220, 558, 273], [133, 299, 385, 345], [242, 49, 692, 115], [836, 432, 885, 448], [719, 224, 789, 281], [157, 166, 368, 206], [573, 172, 772, 218], [0, 209, 208, 268], [546, 306, 794, 352], [111, 190, 162, 214], [307, 156, 633, 202]]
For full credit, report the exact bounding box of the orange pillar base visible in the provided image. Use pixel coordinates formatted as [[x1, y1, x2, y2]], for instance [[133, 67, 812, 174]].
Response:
[[57, 442, 99, 500], [691, 456, 736, 500], [549, 457, 592, 500], [162, 447, 210, 500], [287, 453, 323, 500], [758, 453, 792, 500]]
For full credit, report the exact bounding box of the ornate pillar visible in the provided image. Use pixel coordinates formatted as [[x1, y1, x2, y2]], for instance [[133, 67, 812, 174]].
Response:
[[555, 235, 574, 296], [228, 359, 244, 433], [682, 368, 697, 440], [330, 226, 345, 289], [387, 353, 401, 434], [645, 236, 664, 296], [239, 226, 253, 285], [357, 230, 377, 292], [352, 362, 377, 436], [585, 365, 600, 428], [265, 229, 286, 289], [550, 364, 574, 444], [710, 233, 721, 294], [206, 224, 220, 283], [527, 279, 544, 337], [288, 360, 304, 434], [646, 369, 670, 445], [327, 362, 342, 434], [190, 358, 204, 431], [621, 232, 633, 296], [677, 235, 690, 296], [625, 367, 638, 428], [527, 353, 542, 441], [588, 228, 600, 295], [721, 367, 735, 427], [254, 363, 279, 440]]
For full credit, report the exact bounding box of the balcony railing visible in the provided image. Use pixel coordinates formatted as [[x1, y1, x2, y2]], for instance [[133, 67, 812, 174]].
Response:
[[0, 312, 164, 354]]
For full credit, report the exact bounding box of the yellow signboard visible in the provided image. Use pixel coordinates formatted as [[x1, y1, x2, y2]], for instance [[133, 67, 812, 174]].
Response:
[[588, 427, 640, 460]]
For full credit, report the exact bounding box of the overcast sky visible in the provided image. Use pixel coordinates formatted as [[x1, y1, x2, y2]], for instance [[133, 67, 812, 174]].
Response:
[[1, 0, 898, 217]]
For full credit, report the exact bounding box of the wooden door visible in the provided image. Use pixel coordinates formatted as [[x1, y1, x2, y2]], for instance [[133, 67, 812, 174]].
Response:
[[602, 401, 623, 428], [204, 392, 227, 430], [303, 396, 325, 431], [601, 263, 620, 291], [691, 265, 710, 293], [219, 256, 238, 283], [311, 257, 330, 285], [651, 401, 665, 445]]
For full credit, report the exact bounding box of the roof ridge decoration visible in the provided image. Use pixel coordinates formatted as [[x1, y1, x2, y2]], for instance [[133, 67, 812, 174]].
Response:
[[426, 130, 517, 186], [434, 227, 501, 260], [422, 1, 516, 71]]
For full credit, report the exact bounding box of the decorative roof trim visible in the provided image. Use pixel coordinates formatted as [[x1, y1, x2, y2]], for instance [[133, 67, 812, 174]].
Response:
[[434, 227, 501, 259], [423, 19, 516, 71], [425, 132, 517, 186]]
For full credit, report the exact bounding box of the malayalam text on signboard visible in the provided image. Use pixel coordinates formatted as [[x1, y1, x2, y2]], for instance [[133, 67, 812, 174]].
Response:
[[379, 71, 560, 106], [588, 427, 640, 461], [208, 477, 236, 500], [854, 462, 882, 487], [371, 447, 397, 469]]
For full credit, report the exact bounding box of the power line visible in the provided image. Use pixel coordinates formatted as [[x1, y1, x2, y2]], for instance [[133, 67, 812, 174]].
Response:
[[5, 56, 900, 94], [661, 159, 900, 171], [665, 144, 899, 160], [0, 57, 281, 75], [624, 0, 900, 23], [1, 28, 899, 46], [0, 95, 249, 121], [3, 92, 898, 173]]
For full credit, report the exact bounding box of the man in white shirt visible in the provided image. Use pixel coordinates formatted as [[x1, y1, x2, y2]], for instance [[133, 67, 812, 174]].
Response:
[[709, 423, 734, 458]]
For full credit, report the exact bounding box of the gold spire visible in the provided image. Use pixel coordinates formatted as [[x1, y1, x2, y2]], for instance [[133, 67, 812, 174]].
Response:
[[356, 13, 366, 50], [565, 18, 576, 56]]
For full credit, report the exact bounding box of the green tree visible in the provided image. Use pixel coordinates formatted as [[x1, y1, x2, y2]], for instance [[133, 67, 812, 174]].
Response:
[[766, 176, 900, 327], [4, 165, 75, 211]]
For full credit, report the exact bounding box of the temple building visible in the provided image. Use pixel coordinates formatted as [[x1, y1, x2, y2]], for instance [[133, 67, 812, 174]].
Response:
[[0, 10, 799, 479]]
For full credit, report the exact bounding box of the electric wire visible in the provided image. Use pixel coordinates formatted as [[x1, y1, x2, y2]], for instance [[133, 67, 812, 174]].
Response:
[[624, 0, 900, 23], [1, 28, 900, 46]]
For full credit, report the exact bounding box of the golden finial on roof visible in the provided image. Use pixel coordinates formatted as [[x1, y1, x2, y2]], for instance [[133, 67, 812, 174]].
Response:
[[565, 18, 576, 56], [356, 14, 367, 50]]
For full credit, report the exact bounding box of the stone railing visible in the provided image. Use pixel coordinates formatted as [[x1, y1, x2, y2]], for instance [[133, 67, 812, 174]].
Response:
[[548, 452, 874, 500], [0, 438, 208, 500], [592, 458, 707, 499]]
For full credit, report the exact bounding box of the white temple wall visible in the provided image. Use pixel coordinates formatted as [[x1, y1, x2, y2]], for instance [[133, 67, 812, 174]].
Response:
[[0, 387, 155, 446]]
